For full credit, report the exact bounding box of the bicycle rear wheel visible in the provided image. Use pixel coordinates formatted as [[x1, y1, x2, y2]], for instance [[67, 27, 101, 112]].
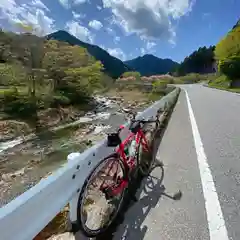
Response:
[[77, 154, 126, 238], [137, 120, 159, 176]]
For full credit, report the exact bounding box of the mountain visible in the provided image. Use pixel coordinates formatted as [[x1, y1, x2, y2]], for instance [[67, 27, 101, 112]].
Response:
[[46, 30, 130, 79], [124, 54, 179, 76]]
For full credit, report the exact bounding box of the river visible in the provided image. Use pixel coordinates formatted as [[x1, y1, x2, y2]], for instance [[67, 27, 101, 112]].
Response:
[[0, 94, 151, 207]]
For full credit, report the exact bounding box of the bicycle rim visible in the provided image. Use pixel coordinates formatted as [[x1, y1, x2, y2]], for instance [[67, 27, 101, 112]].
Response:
[[77, 154, 126, 237]]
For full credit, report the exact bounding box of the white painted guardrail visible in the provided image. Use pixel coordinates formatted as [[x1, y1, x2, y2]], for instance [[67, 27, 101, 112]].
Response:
[[0, 88, 180, 240]]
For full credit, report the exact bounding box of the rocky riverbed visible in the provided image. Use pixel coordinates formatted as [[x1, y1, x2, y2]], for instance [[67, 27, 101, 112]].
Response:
[[0, 91, 154, 207]]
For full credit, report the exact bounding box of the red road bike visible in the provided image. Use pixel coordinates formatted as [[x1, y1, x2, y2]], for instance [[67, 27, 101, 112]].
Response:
[[77, 112, 161, 237]]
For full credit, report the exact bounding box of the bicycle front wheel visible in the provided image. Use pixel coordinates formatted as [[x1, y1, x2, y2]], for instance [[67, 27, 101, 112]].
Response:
[[77, 154, 126, 238]]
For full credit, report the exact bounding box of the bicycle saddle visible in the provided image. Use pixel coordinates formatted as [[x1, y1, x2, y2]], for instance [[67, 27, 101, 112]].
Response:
[[129, 120, 142, 134]]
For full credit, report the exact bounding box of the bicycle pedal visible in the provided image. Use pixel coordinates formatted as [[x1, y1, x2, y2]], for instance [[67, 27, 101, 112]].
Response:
[[154, 161, 164, 168], [172, 190, 182, 200]]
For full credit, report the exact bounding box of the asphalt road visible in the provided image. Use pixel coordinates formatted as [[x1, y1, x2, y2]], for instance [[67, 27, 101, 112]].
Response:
[[76, 85, 240, 240]]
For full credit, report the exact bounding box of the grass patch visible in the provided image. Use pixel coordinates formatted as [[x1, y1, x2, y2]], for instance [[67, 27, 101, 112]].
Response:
[[147, 93, 164, 101], [208, 85, 240, 93], [208, 74, 230, 88], [207, 74, 240, 93]]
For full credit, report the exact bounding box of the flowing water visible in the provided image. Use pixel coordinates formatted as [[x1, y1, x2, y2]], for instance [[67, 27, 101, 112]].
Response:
[[0, 94, 150, 207]]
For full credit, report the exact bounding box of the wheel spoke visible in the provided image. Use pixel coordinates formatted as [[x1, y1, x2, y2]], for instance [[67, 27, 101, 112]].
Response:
[[78, 156, 126, 237]]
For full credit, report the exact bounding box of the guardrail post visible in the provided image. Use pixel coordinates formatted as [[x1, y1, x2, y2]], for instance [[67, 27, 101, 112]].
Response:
[[67, 152, 81, 232]]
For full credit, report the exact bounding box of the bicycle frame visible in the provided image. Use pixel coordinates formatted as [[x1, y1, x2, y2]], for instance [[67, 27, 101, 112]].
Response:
[[101, 125, 151, 197], [116, 127, 150, 169]]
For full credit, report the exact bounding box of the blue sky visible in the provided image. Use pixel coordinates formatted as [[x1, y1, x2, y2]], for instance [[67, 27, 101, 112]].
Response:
[[0, 0, 239, 62]]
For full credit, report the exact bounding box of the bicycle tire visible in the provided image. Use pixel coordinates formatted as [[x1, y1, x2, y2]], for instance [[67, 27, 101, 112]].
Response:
[[77, 153, 126, 238], [137, 120, 159, 176]]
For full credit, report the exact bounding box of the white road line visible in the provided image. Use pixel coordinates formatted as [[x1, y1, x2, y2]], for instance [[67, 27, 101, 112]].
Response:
[[185, 90, 229, 240]]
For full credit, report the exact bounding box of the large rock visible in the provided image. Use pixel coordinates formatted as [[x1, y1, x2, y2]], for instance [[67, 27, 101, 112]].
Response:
[[47, 233, 75, 240]]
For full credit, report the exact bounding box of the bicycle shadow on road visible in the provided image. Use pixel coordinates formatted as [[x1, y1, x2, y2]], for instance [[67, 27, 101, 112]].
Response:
[[98, 162, 181, 240], [112, 173, 165, 240], [111, 163, 182, 240], [74, 166, 181, 240]]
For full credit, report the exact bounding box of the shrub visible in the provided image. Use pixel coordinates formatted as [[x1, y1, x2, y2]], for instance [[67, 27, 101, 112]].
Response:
[[152, 80, 167, 93], [52, 94, 71, 107], [215, 24, 240, 83], [173, 78, 184, 84], [1, 88, 37, 118], [2, 87, 19, 101], [3, 96, 37, 118], [155, 77, 174, 84], [218, 57, 240, 80], [121, 71, 141, 81], [209, 74, 231, 88], [179, 73, 201, 83]]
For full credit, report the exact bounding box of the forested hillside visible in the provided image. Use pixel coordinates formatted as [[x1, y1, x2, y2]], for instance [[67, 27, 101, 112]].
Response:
[[47, 30, 131, 79], [213, 20, 240, 88], [0, 29, 107, 128], [174, 46, 216, 76]]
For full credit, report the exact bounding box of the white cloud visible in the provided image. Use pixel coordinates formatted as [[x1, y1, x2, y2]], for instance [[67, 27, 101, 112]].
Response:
[[59, 0, 87, 8], [88, 20, 103, 30], [106, 27, 114, 35], [169, 38, 176, 46], [102, 0, 195, 42], [97, 5, 102, 10], [72, 11, 86, 19], [0, 0, 55, 35], [100, 44, 107, 50], [140, 48, 146, 55], [66, 20, 94, 43], [58, 0, 69, 8], [107, 48, 126, 60], [74, 0, 87, 4], [31, 0, 49, 12], [146, 41, 156, 50], [114, 36, 120, 42]]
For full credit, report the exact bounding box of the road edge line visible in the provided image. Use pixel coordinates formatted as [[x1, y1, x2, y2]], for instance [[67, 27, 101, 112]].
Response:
[[184, 90, 229, 240]]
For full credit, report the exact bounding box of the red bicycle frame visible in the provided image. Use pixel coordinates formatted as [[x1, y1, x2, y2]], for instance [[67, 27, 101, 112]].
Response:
[[116, 125, 150, 168], [100, 124, 151, 197]]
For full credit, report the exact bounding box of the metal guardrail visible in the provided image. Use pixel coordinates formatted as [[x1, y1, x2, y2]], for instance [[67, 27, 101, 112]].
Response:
[[0, 88, 180, 240]]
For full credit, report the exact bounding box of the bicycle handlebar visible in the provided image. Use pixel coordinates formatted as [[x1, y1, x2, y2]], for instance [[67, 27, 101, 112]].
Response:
[[117, 107, 164, 134], [117, 118, 159, 134]]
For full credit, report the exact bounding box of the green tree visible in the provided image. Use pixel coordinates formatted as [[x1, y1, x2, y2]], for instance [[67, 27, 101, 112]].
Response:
[[43, 40, 104, 104], [13, 22, 46, 97], [152, 80, 167, 93], [0, 63, 27, 86], [215, 25, 240, 86], [122, 71, 141, 80], [0, 28, 108, 126]]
